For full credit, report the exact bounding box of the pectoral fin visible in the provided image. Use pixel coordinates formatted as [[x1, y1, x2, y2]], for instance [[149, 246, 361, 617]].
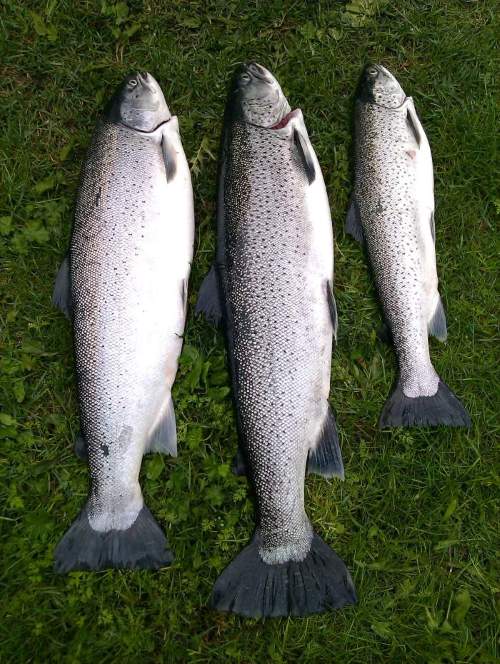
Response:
[[294, 127, 316, 184], [161, 134, 177, 182], [406, 102, 422, 147]]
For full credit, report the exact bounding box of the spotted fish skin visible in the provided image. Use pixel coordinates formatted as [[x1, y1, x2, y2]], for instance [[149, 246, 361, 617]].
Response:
[[347, 64, 470, 427], [355, 100, 439, 397], [198, 63, 355, 617], [223, 119, 326, 562], [53, 73, 194, 571], [72, 119, 191, 529]]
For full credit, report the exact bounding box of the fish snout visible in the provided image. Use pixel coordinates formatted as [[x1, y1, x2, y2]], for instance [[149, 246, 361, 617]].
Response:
[[246, 62, 273, 82]]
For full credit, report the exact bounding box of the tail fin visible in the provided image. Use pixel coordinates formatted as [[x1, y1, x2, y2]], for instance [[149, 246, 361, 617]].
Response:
[[211, 532, 356, 618], [379, 379, 471, 428], [54, 506, 173, 573], [307, 406, 344, 479]]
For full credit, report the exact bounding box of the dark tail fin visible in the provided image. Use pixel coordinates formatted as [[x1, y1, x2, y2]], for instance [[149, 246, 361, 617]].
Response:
[[54, 506, 173, 573], [211, 532, 356, 618], [379, 379, 471, 428], [307, 406, 344, 479]]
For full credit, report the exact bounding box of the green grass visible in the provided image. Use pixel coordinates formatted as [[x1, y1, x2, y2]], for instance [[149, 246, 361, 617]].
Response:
[[0, 1, 498, 662]]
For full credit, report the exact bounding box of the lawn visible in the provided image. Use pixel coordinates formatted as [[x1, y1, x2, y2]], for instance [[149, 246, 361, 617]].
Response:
[[0, 1, 498, 662]]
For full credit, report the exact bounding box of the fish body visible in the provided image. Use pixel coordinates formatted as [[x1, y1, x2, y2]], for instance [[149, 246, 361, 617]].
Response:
[[346, 65, 470, 427], [53, 73, 194, 571], [197, 63, 355, 617]]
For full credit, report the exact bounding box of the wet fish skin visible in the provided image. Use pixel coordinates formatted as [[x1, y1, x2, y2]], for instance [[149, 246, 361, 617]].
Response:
[[53, 72, 194, 571], [347, 64, 470, 427], [197, 63, 355, 617]]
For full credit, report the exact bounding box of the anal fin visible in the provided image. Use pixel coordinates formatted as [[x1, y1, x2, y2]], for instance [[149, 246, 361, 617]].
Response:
[[52, 254, 72, 318], [195, 265, 223, 325], [231, 447, 247, 476], [428, 295, 447, 342], [74, 432, 87, 460], [146, 396, 177, 456], [307, 405, 344, 479], [232, 405, 344, 481], [326, 280, 338, 344], [377, 321, 393, 344], [345, 197, 364, 244]]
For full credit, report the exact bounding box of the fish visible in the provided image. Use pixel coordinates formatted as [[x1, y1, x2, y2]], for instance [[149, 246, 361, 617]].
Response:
[[196, 63, 356, 617], [52, 72, 194, 571], [346, 64, 471, 428]]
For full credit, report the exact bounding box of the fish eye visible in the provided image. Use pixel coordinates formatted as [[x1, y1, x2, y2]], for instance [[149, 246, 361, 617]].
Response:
[[367, 67, 378, 77], [240, 73, 251, 83], [128, 79, 138, 88]]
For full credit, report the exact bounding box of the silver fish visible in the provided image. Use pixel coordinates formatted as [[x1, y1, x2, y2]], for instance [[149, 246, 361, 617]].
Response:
[[346, 64, 470, 427], [53, 72, 194, 571], [197, 63, 356, 617]]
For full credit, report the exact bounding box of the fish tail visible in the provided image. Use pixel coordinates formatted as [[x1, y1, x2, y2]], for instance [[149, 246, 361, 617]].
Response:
[[211, 531, 356, 618], [379, 379, 471, 428], [54, 506, 173, 573]]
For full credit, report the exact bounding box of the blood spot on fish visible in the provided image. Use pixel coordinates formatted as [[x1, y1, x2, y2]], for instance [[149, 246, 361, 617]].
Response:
[[406, 149, 417, 160]]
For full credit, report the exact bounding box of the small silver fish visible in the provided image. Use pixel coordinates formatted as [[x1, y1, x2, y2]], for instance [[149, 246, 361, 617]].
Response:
[[53, 72, 194, 571], [197, 63, 356, 617], [346, 64, 470, 427]]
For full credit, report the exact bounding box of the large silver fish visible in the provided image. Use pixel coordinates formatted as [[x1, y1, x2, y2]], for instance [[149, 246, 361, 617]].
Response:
[[197, 63, 356, 617], [346, 64, 470, 427], [52, 72, 194, 571]]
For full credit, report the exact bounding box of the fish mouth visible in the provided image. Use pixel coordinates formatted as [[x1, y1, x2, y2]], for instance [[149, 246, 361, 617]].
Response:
[[244, 62, 274, 82], [228, 62, 291, 127], [135, 71, 157, 95], [129, 72, 172, 117], [270, 108, 301, 129], [360, 63, 408, 109]]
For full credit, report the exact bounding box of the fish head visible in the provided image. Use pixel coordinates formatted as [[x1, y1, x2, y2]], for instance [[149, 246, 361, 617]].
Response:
[[227, 62, 291, 127], [105, 72, 171, 132], [358, 64, 406, 109]]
